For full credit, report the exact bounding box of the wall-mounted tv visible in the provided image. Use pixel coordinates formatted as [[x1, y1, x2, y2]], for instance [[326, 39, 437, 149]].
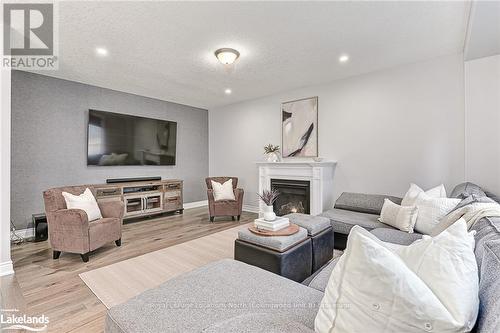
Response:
[[87, 110, 177, 166]]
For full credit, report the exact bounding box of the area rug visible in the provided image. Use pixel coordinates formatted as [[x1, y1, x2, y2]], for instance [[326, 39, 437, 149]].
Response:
[[80, 223, 249, 309]]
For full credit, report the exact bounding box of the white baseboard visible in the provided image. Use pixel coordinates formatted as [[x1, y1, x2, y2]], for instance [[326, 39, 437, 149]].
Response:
[[242, 204, 259, 213], [0, 260, 14, 276], [183, 200, 208, 209]]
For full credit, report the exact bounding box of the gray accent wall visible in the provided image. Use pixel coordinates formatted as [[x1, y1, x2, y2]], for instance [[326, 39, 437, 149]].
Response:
[[11, 71, 208, 229]]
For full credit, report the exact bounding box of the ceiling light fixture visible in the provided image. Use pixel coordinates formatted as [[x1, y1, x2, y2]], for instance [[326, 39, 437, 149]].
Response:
[[96, 47, 108, 56], [339, 54, 349, 63], [215, 48, 240, 65], [224, 88, 232, 95]]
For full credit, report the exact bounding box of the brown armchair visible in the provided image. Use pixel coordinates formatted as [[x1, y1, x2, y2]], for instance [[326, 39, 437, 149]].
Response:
[[43, 185, 124, 262], [205, 177, 244, 222]]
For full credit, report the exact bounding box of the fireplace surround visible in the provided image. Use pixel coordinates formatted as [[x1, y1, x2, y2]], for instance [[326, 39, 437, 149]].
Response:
[[257, 161, 337, 217]]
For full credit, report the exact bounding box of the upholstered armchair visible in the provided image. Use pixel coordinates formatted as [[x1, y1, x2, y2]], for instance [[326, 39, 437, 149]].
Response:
[[43, 185, 124, 262], [205, 177, 244, 222]]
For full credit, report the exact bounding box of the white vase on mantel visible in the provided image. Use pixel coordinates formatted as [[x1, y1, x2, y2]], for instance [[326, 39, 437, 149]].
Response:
[[263, 205, 276, 221], [266, 152, 281, 163]]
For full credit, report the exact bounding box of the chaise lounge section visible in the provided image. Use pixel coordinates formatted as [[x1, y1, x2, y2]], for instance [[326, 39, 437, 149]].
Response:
[[105, 259, 323, 333]]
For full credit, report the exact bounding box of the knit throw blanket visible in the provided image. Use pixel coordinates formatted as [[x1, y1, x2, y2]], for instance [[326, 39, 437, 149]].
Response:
[[432, 202, 500, 236]]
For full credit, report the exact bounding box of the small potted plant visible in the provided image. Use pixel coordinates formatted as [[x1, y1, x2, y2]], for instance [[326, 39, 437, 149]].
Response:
[[264, 144, 281, 162], [258, 188, 280, 221]]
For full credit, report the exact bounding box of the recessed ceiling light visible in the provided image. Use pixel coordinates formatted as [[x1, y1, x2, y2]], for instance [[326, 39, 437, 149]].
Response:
[[96, 47, 108, 56], [215, 48, 240, 65], [224, 88, 232, 95], [339, 54, 349, 63]]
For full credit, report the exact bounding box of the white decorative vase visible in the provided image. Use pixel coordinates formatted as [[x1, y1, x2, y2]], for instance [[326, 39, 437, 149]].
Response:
[[266, 152, 281, 163], [263, 205, 276, 221]]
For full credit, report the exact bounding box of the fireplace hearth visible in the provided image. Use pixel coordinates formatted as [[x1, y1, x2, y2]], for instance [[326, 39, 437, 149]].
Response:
[[271, 179, 310, 216]]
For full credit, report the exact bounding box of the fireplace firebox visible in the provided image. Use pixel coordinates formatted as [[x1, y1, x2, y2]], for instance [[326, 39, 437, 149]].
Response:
[[270, 179, 310, 216]]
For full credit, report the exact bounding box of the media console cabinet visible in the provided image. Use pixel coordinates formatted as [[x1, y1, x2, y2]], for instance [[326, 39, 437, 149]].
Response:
[[93, 179, 183, 219]]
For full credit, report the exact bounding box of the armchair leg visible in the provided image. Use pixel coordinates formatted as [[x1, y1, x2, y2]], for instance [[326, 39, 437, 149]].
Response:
[[232, 216, 235, 221], [53, 251, 61, 259], [81, 253, 89, 262], [115, 238, 122, 247], [237, 215, 241, 221], [210, 216, 214, 222]]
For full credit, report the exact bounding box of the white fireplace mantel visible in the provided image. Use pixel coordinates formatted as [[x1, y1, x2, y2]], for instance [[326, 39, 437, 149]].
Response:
[[256, 161, 337, 216]]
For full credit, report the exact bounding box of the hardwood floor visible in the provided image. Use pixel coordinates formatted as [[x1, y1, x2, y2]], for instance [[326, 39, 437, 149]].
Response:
[[7, 207, 257, 333]]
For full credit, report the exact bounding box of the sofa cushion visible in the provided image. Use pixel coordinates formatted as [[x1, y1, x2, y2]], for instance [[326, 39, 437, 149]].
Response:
[[444, 214, 500, 332], [370, 228, 423, 246], [201, 313, 314, 333], [306, 257, 340, 292], [470, 216, 500, 270], [378, 199, 419, 233], [476, 239, 500, 333], [315, 222, 478, 333], [400, 183, 447, 207], [334, 192, 402, 215], [320, 208, 394, 235], [105, 259, 323, 333], [61, 188, 103, 221], [412, 196, 461, 235], [89, 218, 121, 252], [211, 179, 236, 201], [450, 182, 486, 199]]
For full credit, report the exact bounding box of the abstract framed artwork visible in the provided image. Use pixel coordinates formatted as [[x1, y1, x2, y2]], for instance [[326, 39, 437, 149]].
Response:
[[281, 96, 318, 158]]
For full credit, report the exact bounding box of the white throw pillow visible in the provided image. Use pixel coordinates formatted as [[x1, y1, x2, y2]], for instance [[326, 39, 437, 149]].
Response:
[[211, 179, 236, 201], [401, 183, 446, 207], [378, 199, 418, 233], [315, 220, 479, 333], [62, 188, 102, 221], [413, 195, 460, 234]]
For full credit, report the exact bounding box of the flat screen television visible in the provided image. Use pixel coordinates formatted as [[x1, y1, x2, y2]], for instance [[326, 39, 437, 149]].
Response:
[[87, 110, 177, 166]]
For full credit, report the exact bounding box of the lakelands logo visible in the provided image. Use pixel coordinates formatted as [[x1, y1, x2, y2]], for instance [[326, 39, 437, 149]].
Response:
[[1, 309, 49, 332], [2, 2, 58, 69]]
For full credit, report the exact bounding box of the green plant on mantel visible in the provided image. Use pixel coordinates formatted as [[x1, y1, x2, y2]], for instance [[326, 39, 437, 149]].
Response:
[[264, 144, 280, 154]]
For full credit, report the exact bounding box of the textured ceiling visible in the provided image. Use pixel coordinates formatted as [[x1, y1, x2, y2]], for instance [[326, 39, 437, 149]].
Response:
[[31, 1, 470, 109]]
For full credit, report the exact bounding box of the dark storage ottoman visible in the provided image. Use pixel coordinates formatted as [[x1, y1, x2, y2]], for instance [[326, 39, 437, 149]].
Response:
[[285, 213, 334, 273], [234, 227, 312, 282]]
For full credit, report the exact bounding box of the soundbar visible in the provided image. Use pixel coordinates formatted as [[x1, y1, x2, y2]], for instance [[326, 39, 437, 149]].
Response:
[[106, 176, 161, 184]]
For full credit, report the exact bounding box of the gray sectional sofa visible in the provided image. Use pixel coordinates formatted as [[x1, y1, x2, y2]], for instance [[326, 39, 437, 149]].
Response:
[[105, 182, 500, 333]]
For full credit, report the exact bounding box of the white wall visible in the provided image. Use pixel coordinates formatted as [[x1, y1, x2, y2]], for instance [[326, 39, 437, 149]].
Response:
[[209, 54, 465, 209], [0, 68, 13, 276], [465, 54, 500, 194]]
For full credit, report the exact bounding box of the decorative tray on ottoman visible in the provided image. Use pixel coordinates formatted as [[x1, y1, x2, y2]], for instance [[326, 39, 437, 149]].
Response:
[[248, 223, 300, 236]]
